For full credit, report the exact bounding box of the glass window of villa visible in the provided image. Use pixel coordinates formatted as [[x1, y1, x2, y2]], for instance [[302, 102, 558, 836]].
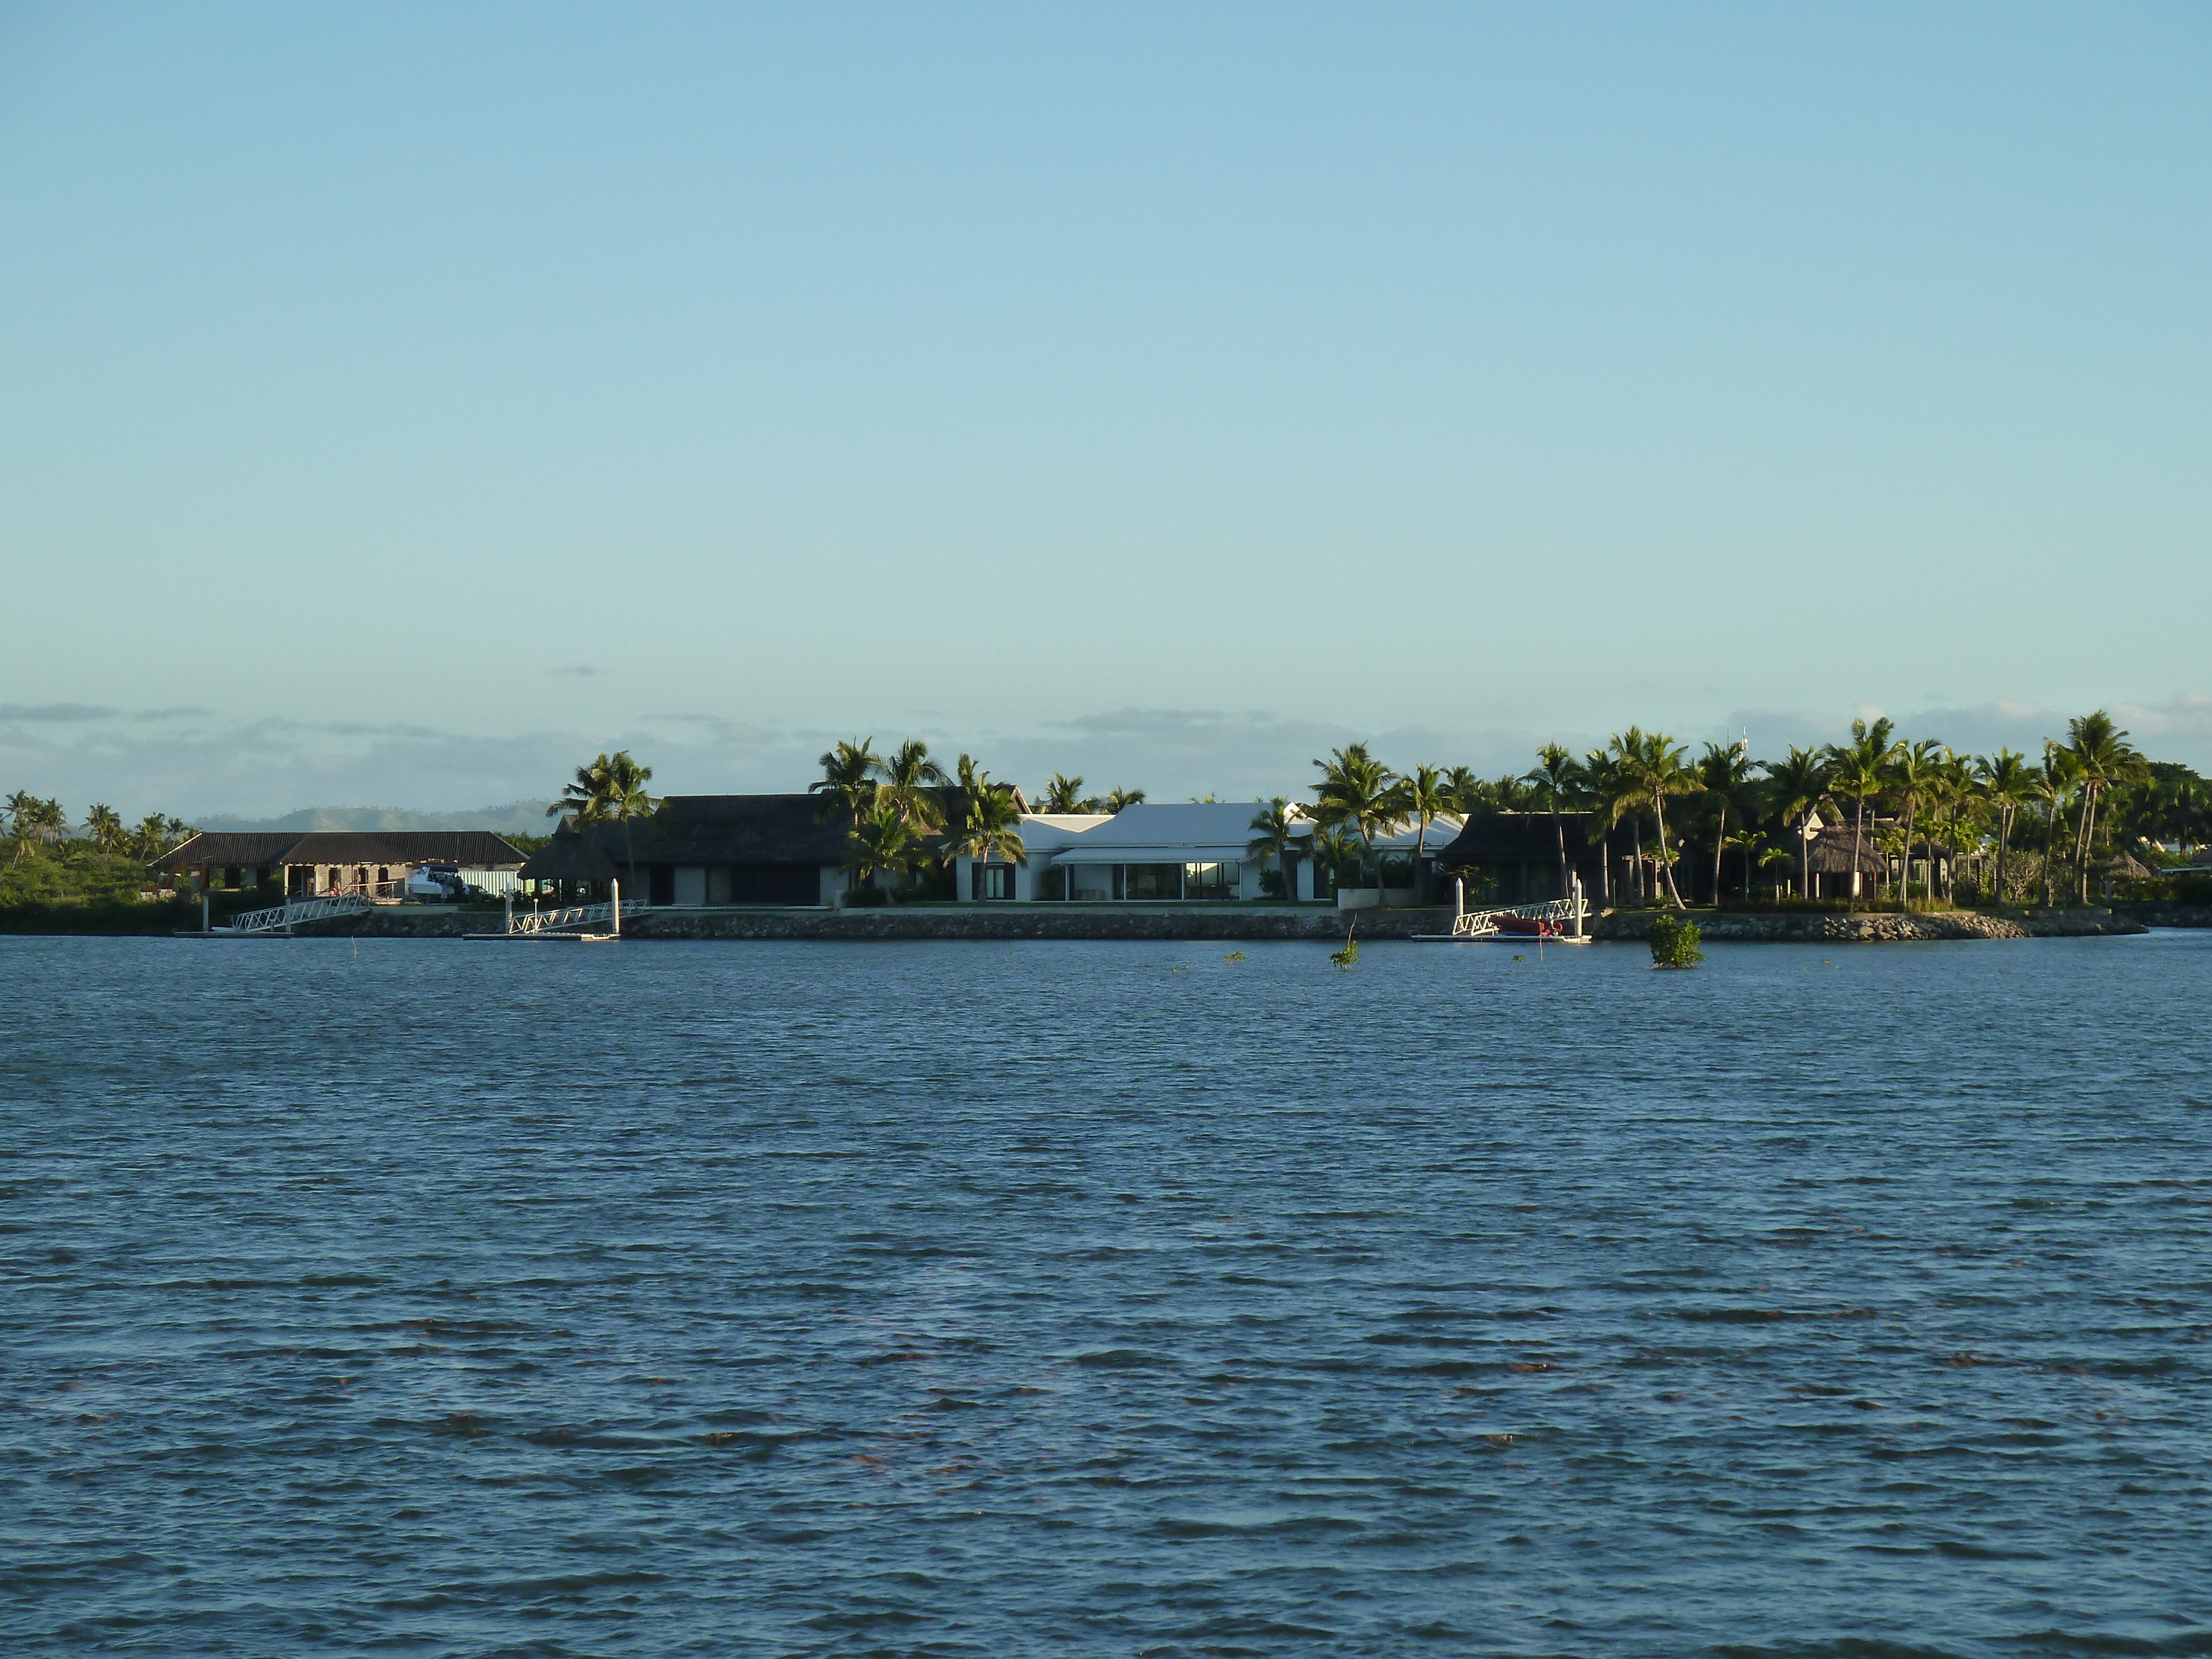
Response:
[[1124, 863, 1183, 900], [984, 864, 1014, 900], [1183, 860, 1239, 900], [1070, 865, 1114, 900]]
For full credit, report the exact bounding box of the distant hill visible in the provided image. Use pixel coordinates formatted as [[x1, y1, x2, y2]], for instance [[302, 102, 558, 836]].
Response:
[[195, 801, 554, 836]]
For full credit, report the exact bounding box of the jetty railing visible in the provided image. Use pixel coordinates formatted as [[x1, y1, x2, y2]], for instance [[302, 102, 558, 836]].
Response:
[[224, 892, 379, 934], [504, 897, 649, 937], [1452, 896, 1585, 938]]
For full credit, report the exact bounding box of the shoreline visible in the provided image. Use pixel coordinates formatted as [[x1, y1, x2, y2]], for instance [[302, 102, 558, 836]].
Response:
[[98, 901, 2165, 943]]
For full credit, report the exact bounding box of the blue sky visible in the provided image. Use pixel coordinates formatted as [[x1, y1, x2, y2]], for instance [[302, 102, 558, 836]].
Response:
[[3, 4, 2208, 816]]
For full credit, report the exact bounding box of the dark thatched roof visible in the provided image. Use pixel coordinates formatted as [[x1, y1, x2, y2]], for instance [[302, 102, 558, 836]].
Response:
[[1803, 829, 1889, 876], [518, 789, 1011, 880], [155, 830, 527, 872], [1432, 811, 1603, 864]]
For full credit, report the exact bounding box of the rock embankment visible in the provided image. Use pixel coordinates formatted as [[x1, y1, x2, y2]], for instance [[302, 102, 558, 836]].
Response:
[[2113, 903, 2212, 930], [1593, 906, 2146, 943], [302, 905, 1455, 942], [291, 903, 2158, 944]]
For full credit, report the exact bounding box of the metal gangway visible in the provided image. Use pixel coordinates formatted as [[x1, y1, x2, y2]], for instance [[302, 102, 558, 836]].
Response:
[[505, 898, 628, 938], [1451, 895, 1585, 938], [1421, 874, 1590, 942], [480, 881, 639, 941], [221, 890, 381, 935]]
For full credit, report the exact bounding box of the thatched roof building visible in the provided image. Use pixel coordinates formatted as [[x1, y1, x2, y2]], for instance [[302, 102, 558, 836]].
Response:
[[520, 789, 1011, 906], [154, 830, 526, 893]]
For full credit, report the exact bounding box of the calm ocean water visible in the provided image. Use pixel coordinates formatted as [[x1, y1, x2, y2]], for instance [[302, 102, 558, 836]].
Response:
[[4, 931, 2210, 1657]]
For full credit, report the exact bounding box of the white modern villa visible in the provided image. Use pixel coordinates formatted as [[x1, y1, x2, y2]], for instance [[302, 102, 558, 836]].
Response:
[[952, 801, 1461, 904]]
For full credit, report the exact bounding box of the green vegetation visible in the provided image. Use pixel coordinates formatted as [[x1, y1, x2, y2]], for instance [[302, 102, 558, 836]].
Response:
[[1647, 912, 1704, 967], [1, 793, 200, 931], [549, 751, 659, 894], [807, 737, 1026, 901]]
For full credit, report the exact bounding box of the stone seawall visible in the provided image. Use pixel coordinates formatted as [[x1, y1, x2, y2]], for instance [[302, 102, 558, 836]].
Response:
[[2113, 903, 2212, 930], [302, 905, 1452, 942], [1593, 906, 2146, 943], [287, 902, 2154, 943]]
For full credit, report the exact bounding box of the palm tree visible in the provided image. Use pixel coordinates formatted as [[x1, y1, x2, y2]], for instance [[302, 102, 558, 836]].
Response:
[[1695, 740, 1757, 905], [810, 740, 881, 844], [878, 739, 950, 833], [1823, 718, 1896, 901], [1311, 744, 1401, 891], [1757, 842, 1793, 899], [1443, 765, 1486, 819], [1888, 739, 1943, 902], [2065, 711, 2147, 903], [1580, 748, 1630, 903], [599, 752, 658, 899], [85, 803, 126, 853], [131, 813, 172, 861], [6, 791, 38, 860], [1982, 752, 2026, 911], [945, 768, 1025, 893], [1721, 827, 1763, 900], [547, 752, 656, 896], [1931, 749, 1973, 900], [844, 797, 923, 894], [7, 794, 65, 860], [1608, 728, 1692, 909], [1102, 787, 1146, 813], [1245, 797, 1303, 899], [1524, 743, 1583, 898], [1761, 752, 1832, 902], [2034, 744, 2079, 907], [550, 755, 616, 826], [1397, 764, 1451, 902], [1308, 822, 1362, 897], [1042, 774, 1095, 813]]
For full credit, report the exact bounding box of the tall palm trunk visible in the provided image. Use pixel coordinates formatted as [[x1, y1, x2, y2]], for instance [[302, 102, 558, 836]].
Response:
[[1553, 810, 1567, 899], [1709, 804, 1728, 907], [1900, 800, 1917, 904], [1654, 795, 1686, 908], [1850, 800, 1866, 903], [2038, 796, 2058, 906], [1995, 809, 2011, 904], [2072, 789, 2093, 903], [1797, 817, 1810, 900], [2078, 787, 2100, 904]]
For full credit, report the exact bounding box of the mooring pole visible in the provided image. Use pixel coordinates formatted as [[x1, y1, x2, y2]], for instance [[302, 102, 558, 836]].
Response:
[[504, 891, 513, 935], [201, 895, 210, 935], [1454, 875, 1464, 920], [611, 878, 622, 938]]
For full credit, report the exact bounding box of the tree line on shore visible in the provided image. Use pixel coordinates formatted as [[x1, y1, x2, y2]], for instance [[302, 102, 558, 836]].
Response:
[[0, 793, 199, 916], [1279, 711, 2207, 911], [546, 712, 2208, 910], [2, 793, 196, 865]]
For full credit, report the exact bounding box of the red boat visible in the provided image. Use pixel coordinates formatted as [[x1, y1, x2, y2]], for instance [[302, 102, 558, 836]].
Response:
[[1493, 913, 1562, 937]]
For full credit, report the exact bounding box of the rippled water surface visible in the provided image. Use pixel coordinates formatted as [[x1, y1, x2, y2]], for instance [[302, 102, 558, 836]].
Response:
[[5, 932, 2211, 1657]]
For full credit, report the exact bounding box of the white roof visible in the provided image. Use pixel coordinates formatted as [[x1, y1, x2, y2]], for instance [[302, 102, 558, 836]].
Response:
[[1010, 813, 1115, 854], [1041, 801, 1310, 865], [1374, 815, 1464, 849], [1066, 801, 1307, 846]]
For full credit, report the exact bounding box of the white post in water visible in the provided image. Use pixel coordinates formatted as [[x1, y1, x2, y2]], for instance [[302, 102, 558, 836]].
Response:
[[503, 892, 513, 935], [1453, 875, 1464, 920], [201, 894, 210, 934], [610, 878, 621, 938], [1571, 874, 1585, 939]]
